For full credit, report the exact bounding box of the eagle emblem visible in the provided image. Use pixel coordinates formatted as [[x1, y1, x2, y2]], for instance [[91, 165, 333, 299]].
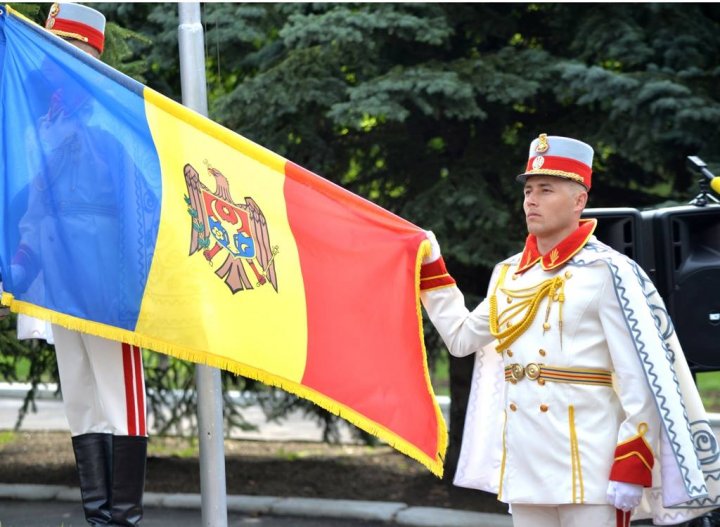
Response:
[[184, 162, 278, 294], [535, 133, 549, 153]]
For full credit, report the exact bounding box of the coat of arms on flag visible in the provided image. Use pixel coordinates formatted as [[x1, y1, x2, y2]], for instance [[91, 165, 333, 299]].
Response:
[[184, 162, 279, 293]]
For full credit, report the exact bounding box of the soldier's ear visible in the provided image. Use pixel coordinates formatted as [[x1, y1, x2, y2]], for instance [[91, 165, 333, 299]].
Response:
[[575, 189, 588, 211]]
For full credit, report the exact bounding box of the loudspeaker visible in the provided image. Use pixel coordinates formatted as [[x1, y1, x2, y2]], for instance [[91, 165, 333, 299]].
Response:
[[644, 204, 720, 369], [582, 208, 652, 274]]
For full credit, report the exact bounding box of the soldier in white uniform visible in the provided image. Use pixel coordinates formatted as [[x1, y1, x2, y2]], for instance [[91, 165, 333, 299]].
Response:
[[10, 4, 149, 525], [420, 134, 720, 526]]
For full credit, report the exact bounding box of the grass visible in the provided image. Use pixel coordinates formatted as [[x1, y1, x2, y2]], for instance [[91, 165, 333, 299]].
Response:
[[147, 436, 198, 458], [0, 431, 15, 447], [697, 371, 720, 413]]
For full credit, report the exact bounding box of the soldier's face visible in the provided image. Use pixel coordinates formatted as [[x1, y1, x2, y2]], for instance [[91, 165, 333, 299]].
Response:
[[523, 176, 587, 240], [65, 38, 101, 59]]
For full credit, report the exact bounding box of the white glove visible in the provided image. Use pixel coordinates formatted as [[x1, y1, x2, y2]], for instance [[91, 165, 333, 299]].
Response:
[[422, 230, 442, 265], [606, 480, 643, 511]]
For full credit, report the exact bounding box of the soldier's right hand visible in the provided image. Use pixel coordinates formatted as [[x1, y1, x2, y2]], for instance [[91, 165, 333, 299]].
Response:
[[423, 230, 442, 265], [606, 480, 643, 512]]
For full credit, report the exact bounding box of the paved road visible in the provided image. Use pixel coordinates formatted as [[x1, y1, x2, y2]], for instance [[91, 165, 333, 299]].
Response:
[[0, 500, 389, 527]]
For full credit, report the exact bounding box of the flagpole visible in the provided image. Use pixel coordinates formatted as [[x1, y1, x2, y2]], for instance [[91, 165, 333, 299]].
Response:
[[177, 4, 229, 526]]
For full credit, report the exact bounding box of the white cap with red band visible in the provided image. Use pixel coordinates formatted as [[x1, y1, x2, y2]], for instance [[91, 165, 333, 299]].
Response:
[[517, 133, 594, 190], [45, 2, 106, 55]]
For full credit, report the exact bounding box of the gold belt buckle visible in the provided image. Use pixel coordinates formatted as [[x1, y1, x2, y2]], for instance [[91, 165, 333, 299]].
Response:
[[525, 362, 542, 380], [510, 363, 525, 382]]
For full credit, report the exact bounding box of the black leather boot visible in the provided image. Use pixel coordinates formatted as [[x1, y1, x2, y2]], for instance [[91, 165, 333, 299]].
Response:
[[71, 433, 113, 526], [110, 435, 147, 526]]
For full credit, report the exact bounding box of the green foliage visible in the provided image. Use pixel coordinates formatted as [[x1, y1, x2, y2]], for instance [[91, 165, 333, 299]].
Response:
[[102, 22, 152, 83], [5, 3, 42, 19]]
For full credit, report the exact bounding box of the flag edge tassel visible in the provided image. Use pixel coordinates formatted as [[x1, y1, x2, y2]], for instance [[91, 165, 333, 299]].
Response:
[[2, 289, 447, 477]]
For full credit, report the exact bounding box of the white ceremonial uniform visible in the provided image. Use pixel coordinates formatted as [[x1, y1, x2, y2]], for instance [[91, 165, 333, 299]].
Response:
[[421, 223, 720, 525]]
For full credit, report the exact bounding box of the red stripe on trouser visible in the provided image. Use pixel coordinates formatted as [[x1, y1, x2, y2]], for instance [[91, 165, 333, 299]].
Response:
[[122, 343, 137, 436], [616, 509, 630, 527], [133, 346, 146, 436], [122, 344, 145, 436]]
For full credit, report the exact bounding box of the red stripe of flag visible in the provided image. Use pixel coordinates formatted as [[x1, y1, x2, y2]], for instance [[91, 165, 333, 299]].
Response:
[[284, 161, 440, 459]]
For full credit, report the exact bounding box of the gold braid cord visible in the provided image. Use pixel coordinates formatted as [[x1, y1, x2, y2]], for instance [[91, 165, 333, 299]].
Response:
[[489, 265, 566, 353]]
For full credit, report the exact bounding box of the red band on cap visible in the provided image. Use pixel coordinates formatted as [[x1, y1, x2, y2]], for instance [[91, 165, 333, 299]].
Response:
[[526, 155, 592, 188], [50, 18, 104, 54]]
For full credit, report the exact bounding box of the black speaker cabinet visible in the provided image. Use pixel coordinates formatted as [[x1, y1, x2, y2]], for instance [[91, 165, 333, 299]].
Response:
[[582, 207, 652, 274], [644, 204, 720, 369]]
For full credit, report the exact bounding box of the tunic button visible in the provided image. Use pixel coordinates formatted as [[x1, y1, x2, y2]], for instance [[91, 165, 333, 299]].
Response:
[[507, 350, 513, 357], [538, 379, 546, 386], [540, 404, 549, 412], [543, 322, 551, 330], [512, 274, 518, 280], [564, 271, 572, 279], [539, 349, 546, 357], [507, 297, 513, 304], [509, 403, 517, 412]]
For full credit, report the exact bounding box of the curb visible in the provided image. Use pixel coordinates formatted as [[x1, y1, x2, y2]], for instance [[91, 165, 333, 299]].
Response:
[[0, 483, 512, 527]]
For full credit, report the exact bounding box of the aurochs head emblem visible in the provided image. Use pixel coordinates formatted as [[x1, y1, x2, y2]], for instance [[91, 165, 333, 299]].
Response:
[[184, 162, 278, 294]]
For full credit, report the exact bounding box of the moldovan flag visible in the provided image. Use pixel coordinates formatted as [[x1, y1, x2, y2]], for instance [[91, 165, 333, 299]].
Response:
[[0, 7, 447, 475]]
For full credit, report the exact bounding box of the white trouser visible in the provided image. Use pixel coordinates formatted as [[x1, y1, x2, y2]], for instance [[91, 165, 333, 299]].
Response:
[[511, 504, 617, 527], [53, 325, 146, 437]]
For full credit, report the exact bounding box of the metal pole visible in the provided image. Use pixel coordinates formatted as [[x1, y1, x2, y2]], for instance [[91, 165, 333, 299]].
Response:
[[177, 4, 228, 526]]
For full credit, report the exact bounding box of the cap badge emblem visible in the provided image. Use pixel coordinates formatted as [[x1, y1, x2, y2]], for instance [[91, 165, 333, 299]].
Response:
[[535, 133, 549, 153], [532, 156, 545, 170]]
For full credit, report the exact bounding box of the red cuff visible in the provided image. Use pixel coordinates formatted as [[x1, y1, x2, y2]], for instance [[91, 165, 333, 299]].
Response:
[[420, 257, 456, 291], [609, 435, 654, 487]]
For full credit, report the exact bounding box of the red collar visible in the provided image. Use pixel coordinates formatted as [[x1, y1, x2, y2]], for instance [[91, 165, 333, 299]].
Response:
[[515, 218, 597, 274]]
